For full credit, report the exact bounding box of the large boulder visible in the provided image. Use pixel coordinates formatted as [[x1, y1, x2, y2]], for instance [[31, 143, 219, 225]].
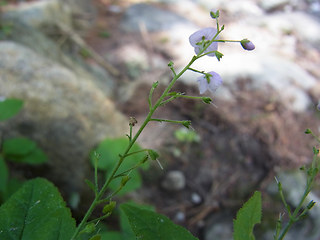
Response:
[[0, 41, 127, 201]]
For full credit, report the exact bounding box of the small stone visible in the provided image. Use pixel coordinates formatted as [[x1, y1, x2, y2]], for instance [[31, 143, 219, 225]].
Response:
[[174, 211, 186, 222], [191, 192, 202, 205], [161, 170, 186, 191]]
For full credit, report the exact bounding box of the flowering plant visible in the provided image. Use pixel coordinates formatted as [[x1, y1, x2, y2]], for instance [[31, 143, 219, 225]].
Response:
[[0, 9, 318, 240]]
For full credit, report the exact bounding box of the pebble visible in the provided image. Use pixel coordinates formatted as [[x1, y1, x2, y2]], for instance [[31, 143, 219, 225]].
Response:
[[161, 170, 186, 191]]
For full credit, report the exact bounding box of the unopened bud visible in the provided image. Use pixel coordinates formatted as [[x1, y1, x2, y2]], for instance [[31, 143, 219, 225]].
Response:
[[202, 97, 212, 104], [121, 176, 130, 187], [210, 10, 219, 19], [129, 117, 138, 127], [102, 201, 116, 214], [305, 128, 312, 134], [182, 120, 192, 129], [240, 39, 255, 51], [307, 200, 316, 210]]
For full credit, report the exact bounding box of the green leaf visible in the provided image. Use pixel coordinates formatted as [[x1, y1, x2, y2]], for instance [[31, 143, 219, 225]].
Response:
[[3, 138, 47, 164], [0, 98, 23, 121], [120, 203, 198, 240], [1, 178, 24, 203], [120, 202, 155, 240], [0, 156, 8, 194], [0, 178, 76, 240], [17, 147, 48, 164], [3, 137, 36, 156], [89, 234, 101, 240], [100, 231, 123, 240], [233, 191, 262, 240]]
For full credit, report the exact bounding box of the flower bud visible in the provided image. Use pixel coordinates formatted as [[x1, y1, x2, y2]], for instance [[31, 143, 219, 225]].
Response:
[[210, 10, 219, 19], [240, 39, 255, 51], [305, 128, 312, 134], [102, 201, 116, 214], [202, 97, 212, 104], [129, 117, 138, 127], [121, 176, 130, 187]]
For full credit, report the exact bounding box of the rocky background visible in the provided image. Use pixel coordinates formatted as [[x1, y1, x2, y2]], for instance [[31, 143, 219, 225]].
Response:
[[1, 0, 320, 239]]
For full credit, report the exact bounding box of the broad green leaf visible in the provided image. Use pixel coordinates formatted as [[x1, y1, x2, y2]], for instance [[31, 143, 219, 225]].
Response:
[[0, 98, 23, 121], [3, 138, 47, 164], [3, 137, 36, 156], [121, 203, 198, 240], [0, 156, 8, 194], [1, 178, 24, 203], [233, 191, 262, 240], [120, 202, 155, 240], [100, 231, 123, 240], [0, 178, 76, 240]]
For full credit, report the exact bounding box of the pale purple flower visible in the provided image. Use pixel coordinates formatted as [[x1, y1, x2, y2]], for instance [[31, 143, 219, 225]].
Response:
[[240, 39, 255, 51], [197, 71, 222, 94], [317, 102, 320, 111], [189, 28, 218, 57]]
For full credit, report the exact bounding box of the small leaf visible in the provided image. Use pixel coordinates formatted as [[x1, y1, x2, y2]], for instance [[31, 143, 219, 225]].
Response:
[[0, 178, 76, 240], [3, 138, 47, 164], [3, 137, 36, 156], [0, 98, 23, 121], [18, 147, 48, 164], [121, 203, 198, 240], [89, 234, 101, 240], [233, 191, 262, 240], [85, 179, 97, 193]]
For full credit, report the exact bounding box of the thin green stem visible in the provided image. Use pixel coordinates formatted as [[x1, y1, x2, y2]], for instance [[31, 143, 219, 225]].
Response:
[[129, 125, 133, 141], [277, 174, 316, 240], [212, 39, 241, 43], [86, 212, 111, 225], [188, 67, 205, 74], [150, 118, 187, 124], [71, 21, 222, 239]]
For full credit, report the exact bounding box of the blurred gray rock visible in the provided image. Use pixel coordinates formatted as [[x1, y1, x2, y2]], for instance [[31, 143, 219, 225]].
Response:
[[0, 41, 127, 198], [121, 3, 194, 32], [258, 0, 291, 12], [1, 0, 72, 30], [161, 170, 186, 191], [205, 212, 233, 240]]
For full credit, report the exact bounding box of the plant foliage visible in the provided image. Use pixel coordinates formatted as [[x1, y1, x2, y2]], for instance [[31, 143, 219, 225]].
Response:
[[0, 178, 76, 240], [233, 191, 262, 240]]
